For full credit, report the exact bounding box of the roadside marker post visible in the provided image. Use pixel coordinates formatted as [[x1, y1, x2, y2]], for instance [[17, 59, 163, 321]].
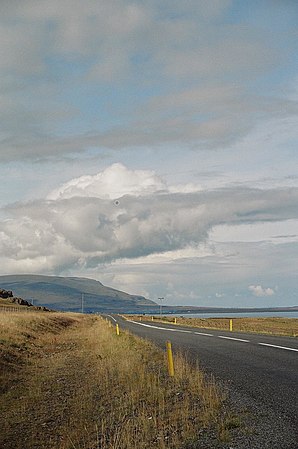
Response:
[[229, 319, 233, 332], [174, 317, 177, 324], [116, 324, 120, 336], [151, 316, 154, 321], [166, 341, 175, 377]]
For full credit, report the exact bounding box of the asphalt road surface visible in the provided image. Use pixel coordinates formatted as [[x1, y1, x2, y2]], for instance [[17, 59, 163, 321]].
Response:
[[107, 315, 298, 448]]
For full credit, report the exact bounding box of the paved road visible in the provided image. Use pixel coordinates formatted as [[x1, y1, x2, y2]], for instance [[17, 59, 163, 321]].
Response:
[[107, 315, 298, 448]]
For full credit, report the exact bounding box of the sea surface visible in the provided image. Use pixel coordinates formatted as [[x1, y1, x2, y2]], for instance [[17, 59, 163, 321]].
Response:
[[171, 311, 298, 319]]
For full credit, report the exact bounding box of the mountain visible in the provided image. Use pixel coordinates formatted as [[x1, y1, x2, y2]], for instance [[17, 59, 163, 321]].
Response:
[[0, 275, 156, 312]]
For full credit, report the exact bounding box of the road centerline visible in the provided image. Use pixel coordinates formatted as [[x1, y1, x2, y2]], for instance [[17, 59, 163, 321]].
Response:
[[194, 332, 214, 337], [258, 342, 298, 352], [218, 336, 250, 343]]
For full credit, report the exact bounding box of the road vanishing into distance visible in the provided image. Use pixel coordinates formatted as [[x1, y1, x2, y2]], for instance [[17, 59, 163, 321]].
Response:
[[106, 315, 298, 448]]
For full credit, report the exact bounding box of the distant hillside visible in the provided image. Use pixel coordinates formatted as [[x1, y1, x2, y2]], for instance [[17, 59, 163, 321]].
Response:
[[0, 275, 156, 312]]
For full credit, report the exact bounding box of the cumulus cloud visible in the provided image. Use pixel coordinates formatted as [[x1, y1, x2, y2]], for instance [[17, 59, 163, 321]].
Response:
[[47, 163, 167, 200], [215, 292, 225, 298], [1, 164, 298, 274], [248, 285, 275, 297]]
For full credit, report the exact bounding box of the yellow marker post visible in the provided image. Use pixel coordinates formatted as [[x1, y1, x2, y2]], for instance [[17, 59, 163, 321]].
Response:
[[174, 317, 177, 324], [229, 319, 233, 332], [116, 323, 120, 336], [166, 341, 175, 377], [151, 316, 154, 321]]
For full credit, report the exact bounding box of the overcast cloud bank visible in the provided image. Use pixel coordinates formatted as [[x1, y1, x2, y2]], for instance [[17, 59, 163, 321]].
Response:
[[1, 0, 298, 162]]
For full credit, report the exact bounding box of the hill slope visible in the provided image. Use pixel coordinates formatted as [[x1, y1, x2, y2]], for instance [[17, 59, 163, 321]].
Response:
[[0, 275, 156, 312]]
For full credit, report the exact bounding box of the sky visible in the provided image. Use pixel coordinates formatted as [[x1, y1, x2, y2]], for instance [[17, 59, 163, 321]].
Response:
[[1, 0, 298, 308]]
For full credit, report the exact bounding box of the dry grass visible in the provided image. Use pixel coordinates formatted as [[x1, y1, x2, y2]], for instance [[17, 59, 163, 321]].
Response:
[[0, 300, 25, 310], [0, 311, 233, 449], [0, 311, 78, 392], [130, 315, 298, 337]]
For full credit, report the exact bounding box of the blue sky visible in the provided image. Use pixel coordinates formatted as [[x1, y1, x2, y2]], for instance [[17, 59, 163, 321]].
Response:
[[1, 0, 298, 307]]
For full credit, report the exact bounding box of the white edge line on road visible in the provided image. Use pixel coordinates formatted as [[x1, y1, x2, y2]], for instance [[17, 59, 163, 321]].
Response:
[[127, 320, 192, 333], [107, 315, 117, 322], [258, 343, 298, 352], [218, 336, 250, 343], [194, 332, 214, 337], [127, 320, 172, 331]]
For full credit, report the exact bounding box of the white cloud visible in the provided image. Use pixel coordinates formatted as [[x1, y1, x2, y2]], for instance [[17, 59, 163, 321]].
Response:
[[248, 285, 275, 297], [210, 220, 298, 244], [1, 164, 298, 276], [47, 163, 167, 200], [215, 292, 225, 298]]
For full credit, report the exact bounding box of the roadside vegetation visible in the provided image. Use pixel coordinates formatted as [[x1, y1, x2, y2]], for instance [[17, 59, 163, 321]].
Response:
[[0, 311, 238, 449], [128, 315, 298, 337]]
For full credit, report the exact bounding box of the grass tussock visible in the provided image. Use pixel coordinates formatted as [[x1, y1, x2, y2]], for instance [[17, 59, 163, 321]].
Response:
[[0, 312, 231, 449], [130, 315, 298, 337]]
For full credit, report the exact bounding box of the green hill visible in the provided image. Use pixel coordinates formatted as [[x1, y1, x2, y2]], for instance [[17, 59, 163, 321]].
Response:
[[0, 275, 156, 312]]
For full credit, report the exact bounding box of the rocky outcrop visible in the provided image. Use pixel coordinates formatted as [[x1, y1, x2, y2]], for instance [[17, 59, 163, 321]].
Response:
[[11, 297, 33, 306], [0, 288, 33, 307], [0, 289, 13, 299], [0, 288, 50, 311]]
